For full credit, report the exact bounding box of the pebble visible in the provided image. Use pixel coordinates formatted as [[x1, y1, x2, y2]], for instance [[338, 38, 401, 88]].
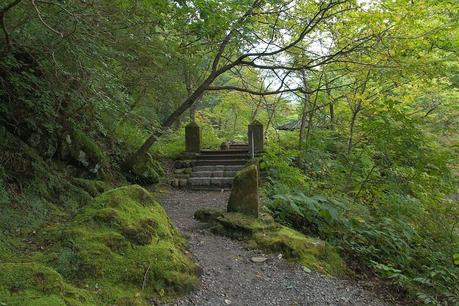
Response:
[[251, 256, 268, 263]]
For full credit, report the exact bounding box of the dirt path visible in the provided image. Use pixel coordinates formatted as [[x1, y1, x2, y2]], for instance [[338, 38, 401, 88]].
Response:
[[158, 189, 392, 306]]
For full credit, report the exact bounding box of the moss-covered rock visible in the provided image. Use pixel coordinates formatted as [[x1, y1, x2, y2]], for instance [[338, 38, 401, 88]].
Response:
[[195, 209, 346, 275], [227, 164, 259, 217], [128, 153, 164, 185], [71, 178, 112, 197], [63, 129, 108, 174], [46, 185, 198, 304], [194, 208, 224, 222]]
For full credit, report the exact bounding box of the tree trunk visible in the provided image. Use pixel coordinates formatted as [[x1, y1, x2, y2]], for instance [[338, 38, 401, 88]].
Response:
[[299, 71, 309, 146], [345, 105, 361, 193], [185, 65, 197, 122], [264, 103, 276, 137], [304, 72, 322, 143], [329, 103, 335, 127], [324, 72, 334, 127], [347, 108, 358, 156], [190, 105, 196, 121]]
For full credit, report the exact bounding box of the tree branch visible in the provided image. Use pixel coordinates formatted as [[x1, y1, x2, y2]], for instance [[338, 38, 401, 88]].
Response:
[[0, 0, 24, 52], [206, 85, 303, 96], [31, 0, 64, 37]]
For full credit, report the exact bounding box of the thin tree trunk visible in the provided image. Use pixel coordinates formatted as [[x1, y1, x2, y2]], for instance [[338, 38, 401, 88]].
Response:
[[185, 66, 197, 122], [305, 72, 323, 143], [324, 73, 334, 127], [251, 98, 263, 121], [347, 107, 359, 155], [233, 107, 238, 134], [190, 106, 196, 121], [264, 102, 276, 137], [299, 71, 309, 146], [329, 103, 335, 126]]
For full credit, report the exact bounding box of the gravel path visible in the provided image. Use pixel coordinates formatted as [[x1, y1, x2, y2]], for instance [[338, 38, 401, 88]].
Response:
[[158, 189, 392, 306]]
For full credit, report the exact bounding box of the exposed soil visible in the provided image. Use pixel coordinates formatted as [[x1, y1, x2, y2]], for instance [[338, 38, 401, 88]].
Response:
[[158, 189, 395, 306]]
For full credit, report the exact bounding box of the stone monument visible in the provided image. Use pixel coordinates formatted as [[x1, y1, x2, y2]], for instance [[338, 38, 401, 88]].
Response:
[[227, 164, 259, 218], [248, 120, 263, 156], [185, 121, 201, 153]]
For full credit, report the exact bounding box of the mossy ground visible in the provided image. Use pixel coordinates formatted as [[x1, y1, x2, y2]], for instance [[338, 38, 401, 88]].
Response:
[[0, 262, 96, 306], [0, 130, 193, 305], [70, 178, 112, 197], [1, 186, 198, 306], [195, 209, 346, 275]]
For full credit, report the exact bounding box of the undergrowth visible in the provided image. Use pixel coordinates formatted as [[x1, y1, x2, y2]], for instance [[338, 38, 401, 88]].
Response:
[[261, 131, 459, 305], [0, 129, 197, 305]]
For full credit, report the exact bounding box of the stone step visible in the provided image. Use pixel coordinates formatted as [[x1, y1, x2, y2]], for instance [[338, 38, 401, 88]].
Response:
[[200, 150, 248, 155], [190, 170, 237, 178], [188, 177, 233, 187], [193, 165, 244, 172], [174, 173, 190, 179], [190, 186, 232, 191], [194, 159, 248, 166], [229, 144, 248, 149], [196, 154, 249, 160]]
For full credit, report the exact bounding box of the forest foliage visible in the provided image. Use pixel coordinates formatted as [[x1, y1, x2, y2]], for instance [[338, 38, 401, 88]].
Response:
[[0, 0, 458, 305]]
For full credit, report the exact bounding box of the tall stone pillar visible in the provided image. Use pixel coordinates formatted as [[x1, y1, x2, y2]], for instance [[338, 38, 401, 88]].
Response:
[[248, 120, 263, 156], [185, 121, 201, 153]]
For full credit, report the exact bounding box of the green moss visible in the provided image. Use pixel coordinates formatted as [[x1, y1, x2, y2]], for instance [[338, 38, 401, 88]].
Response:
[[129, 153, 164, 185], [0, 132, 93, 239], [212, 211, 277, 239], [196, 210, 346, 275], [71, 129, 107, 168], [0, 131, 196, 304], [0, 233, 21, 262], [121, 219, 156, 245], [0, 263, 95, 306], [194, 208, 224, 222], [253, 226, 345, 274], [0, 175, 9, 206], [71, 178, 112, 197], [47, 185, 198, 304]]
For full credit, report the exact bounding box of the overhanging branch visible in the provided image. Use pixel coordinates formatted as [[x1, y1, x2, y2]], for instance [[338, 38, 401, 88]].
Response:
[[206, 85, 303, 96]]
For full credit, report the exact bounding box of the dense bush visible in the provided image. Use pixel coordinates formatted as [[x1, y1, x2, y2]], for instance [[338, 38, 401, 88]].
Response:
[[262, 130, 459, 305]]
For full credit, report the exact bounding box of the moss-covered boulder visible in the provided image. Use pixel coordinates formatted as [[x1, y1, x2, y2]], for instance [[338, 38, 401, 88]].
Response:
[[127, 153, 164, 185], [195, 209, 346, 275], [227, 164, 259, 217], [61, 129, 108, 175], [44, 185, 198, 304]]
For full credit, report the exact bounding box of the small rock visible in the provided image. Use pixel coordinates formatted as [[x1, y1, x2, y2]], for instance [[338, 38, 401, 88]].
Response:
[[340, 297, 350, 303], [302, 266, 312, 273], [174, 168, 185, 174], [224, 299, 232, 305], [172, 179, 179, 187], [251, 256, 268, 263]]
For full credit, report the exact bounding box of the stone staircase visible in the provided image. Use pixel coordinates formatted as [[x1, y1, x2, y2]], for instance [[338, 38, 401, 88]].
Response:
[[171, 143, 250, 190]]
